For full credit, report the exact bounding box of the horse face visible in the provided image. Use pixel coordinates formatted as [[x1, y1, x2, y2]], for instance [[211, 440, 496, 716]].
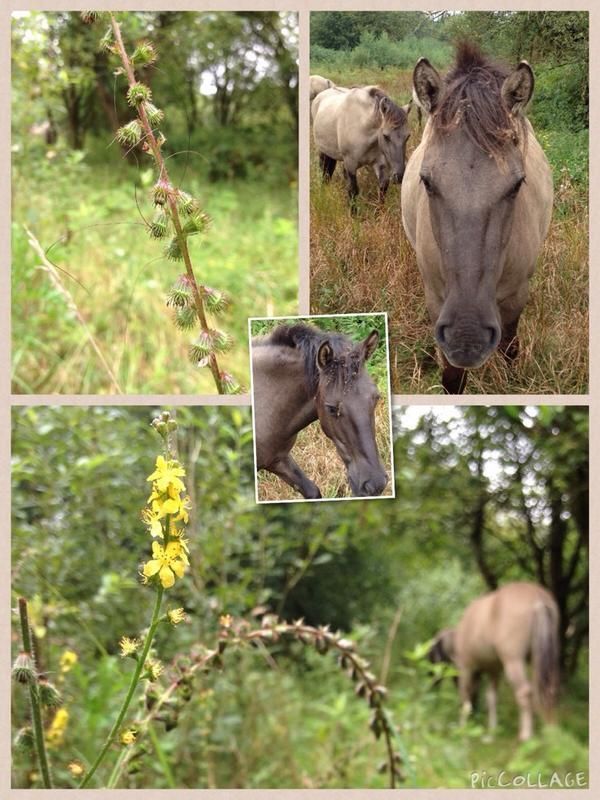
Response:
[[412, 57, 536, 370], [420, 132, 526, 368], [315, 331, 388, 497], [379, 120, 410, 184]]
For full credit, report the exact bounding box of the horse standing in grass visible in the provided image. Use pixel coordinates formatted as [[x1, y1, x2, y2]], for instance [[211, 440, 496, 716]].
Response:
[[402, 42, 553, 393], [252, 323, 388, 499], [429, 582, 560, 741], [312, 86, 412, 205]]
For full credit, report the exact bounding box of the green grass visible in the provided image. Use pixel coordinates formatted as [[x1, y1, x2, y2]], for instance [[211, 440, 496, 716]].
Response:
[[12, 145, 297, 394]]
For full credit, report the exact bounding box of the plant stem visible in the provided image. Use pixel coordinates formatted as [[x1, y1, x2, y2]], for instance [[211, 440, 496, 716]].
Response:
[[79, 586, 164, 788], [109, 14, 224, 394], [18, 598, 52, 788]]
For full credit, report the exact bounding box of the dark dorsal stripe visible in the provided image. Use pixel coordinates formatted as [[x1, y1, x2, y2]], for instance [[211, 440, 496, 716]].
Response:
[[434, 41, 526, 156], [259, 323, 361, 396]]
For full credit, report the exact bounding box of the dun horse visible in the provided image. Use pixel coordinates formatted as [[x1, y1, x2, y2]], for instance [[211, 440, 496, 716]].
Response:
[[402, 43, 553, 393], [312, 85, 411, 204], [429, 582, 560, 741], [252, 323, 388, 499]]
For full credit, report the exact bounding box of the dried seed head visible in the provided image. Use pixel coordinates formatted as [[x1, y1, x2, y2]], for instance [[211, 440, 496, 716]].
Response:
[[148, 209, 169, 239], [174, 307, 197, 331], [131, 41, 157, 67], [38, 678, 63, 708], [152, 179, 173, 206], [143, 101, 164, 127], [81, 11, 101, 24], [220, 371, 241, 394], [165, 237, 184, 262], [14, 726, 35, 753], [183, 212, 211, 236], [99, 27, 114, 53]]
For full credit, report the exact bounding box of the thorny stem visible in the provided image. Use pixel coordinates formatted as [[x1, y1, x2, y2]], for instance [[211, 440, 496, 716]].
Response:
[[79, 586, 165, 787], [109, 14, 224, 394], [18, 598, 52, 789]]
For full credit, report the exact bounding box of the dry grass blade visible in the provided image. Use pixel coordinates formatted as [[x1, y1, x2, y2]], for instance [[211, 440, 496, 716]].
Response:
[[24, 226, 123, 394]]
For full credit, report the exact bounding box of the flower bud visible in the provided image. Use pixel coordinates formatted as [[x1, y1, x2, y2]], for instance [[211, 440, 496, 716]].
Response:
[[131, 41, 157, 67], [149, 209, 169, 240], [174, 307, 197, 331], [14, 726, 35, 753], [165, 237, 184, 262], [116, 120, 143, 147], [38, 678, 63, 708], [220, 371, 241, 395], [127, 83, 152, 106], [203, 287, 230, 316], [12, 652, 35, 684], [143, 102, 164, 127]]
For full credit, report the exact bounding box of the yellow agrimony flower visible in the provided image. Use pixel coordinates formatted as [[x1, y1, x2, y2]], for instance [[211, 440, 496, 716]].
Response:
[[142, 540, 188, 589], [219, 614, 233, 629], [167, 607, 186, 625], [47, 707, 69, 748], [119, 636, 140, 657], [68, 761, 84, 777], [59, 649, 78, 674], [146, 455, 186, 494], [121, 728, 137, 746], [141, 506, 164, 538], [144, 657, 164, 681]]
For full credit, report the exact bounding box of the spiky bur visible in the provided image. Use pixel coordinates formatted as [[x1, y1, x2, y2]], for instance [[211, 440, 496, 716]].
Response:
[[94, 12, 241, 394]]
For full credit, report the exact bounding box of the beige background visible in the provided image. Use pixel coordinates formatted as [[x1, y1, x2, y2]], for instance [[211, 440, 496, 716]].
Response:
[[2, 0, 595, 796]]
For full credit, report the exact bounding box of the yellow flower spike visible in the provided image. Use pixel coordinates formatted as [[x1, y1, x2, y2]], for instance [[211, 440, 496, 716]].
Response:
[[143, 540, 187, 588], [59, 649, 78, 673], [146, 455, 186, 494], [144, 657, 164, 681], [121, 728, 137, 746], [47, 708, 69, 748]]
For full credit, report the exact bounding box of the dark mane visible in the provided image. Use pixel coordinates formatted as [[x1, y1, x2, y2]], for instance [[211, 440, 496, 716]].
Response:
[[433, 41, 526, 156], [260, 323, 363, 395], [369, 87, 408, 129]]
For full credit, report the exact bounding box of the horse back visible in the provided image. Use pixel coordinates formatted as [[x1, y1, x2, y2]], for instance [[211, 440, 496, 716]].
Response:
[[313, 87, 382, 167]]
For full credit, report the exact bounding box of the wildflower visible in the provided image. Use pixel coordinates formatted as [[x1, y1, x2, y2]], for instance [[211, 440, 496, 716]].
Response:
[[47, 708, 69, 748], [121, 728, 137, 746], [60, 649, 78, 673], [144, 657, 164, 681], [68, 761, 84, 778], [119, 636, 140, 658], [146, 455, 186, 494], [219, 614, 233, 629], [167, 607, 186, 625], [141, 506, 164, 538], [142, 540, 188, 589]]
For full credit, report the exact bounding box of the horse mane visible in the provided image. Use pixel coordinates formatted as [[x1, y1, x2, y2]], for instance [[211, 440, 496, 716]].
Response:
[[261, 323, 362, 395], [433, 41, 527, 156], [368, 87, 408, 129]]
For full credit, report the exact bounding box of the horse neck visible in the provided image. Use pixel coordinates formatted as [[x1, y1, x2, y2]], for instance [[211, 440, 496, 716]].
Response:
[[270, 349, 319, 438]]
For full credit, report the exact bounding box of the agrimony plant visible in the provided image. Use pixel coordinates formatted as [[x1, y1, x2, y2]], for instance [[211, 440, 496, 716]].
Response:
[[87, 12, 240, 395]]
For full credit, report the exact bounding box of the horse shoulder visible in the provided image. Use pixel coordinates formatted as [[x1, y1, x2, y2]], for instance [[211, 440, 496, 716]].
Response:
[[336, 88, 382, 166]]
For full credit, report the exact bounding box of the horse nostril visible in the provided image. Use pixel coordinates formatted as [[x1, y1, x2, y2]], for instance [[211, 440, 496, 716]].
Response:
[[436, 324, 447, 344], [487, 326, 500, 347], [361, 480, 375, 496]]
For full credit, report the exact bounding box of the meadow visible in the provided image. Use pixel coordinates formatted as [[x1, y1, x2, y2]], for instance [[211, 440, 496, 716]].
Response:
[[310, 56, 588, 394], [250, 314, 393, 501], [11, 405, 588, 788]]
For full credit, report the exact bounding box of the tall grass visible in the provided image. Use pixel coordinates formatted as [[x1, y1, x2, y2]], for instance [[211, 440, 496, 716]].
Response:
[[12, 146, 297, 394], [310, 66, 588, 395]]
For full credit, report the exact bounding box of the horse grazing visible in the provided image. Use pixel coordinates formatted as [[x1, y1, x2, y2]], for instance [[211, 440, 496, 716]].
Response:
[[252, 323, 388, 499], [402, 42, 553, 393], [429, 582, 560, 741], [312, 86, 412, 204], [310, 74, 334, 101]]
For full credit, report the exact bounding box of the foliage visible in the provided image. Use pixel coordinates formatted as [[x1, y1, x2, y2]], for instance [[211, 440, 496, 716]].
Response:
[[11, 406, 588, 787]]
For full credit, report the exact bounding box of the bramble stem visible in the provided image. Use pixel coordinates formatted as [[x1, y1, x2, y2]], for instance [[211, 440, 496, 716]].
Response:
[[18, 597, 52, 788], [79, 586, 165, 788], [109, 14, 224, 393]]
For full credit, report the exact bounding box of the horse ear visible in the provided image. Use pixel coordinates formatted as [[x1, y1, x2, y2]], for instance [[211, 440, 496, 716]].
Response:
[[317, 341, 333, 370], [501, 61, 534, 115], [413, 57, 442, 114], [361, 330, 380, 362]]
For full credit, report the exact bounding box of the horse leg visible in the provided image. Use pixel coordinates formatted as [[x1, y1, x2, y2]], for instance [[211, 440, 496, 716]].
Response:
[[441, 355, 467, 394], [268, 454, 322, 500], [373, 163, 389, 204], [499, 317, 520, 363], [503, 658, 533, 741], [319, 152, 336, 182], [458, 669, 474, 725], [486, 673, 499, 734], [343, 166, 359, 211]]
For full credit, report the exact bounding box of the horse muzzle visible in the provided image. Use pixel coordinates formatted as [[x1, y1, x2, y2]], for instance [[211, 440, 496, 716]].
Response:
[[350, 470, 388, 497], [435, 316, 501, 369]]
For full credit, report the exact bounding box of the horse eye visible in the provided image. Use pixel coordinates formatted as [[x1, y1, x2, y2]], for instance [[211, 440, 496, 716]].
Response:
[[507, 176, 526, 199], [325, 404, 339, 417], [420, 174, 435, 195]]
